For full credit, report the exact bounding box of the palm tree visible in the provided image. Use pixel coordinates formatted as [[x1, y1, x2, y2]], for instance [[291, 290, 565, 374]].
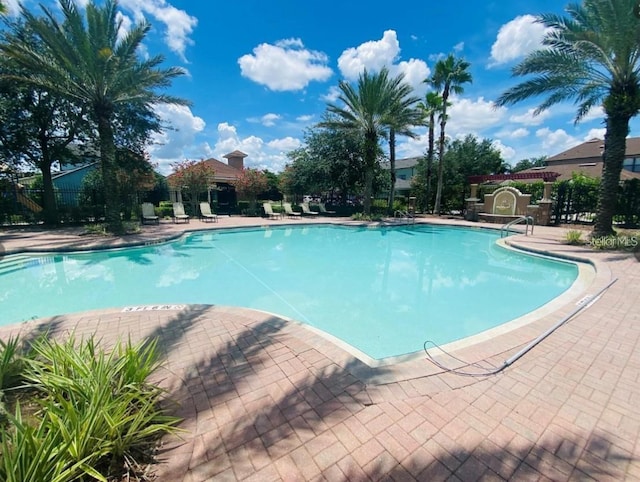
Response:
[[417, 91, 445, 212], [427, 54, 472, 215], [383, 74, 422, 215], [322, 67, 400, 215], [1, 0, 188, 232], [496, 0, 640, 237]]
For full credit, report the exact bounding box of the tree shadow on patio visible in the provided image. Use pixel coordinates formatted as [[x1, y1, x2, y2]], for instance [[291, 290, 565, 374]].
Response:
[[157, 313, 388, 480], [351, 430, 636, 481]]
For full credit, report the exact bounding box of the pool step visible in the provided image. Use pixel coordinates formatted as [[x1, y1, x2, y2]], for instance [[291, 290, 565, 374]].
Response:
[[0, 255, 40, 276]]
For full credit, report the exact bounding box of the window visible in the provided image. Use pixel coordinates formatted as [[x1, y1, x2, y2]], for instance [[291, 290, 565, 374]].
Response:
[[623, 158, 640, 172]]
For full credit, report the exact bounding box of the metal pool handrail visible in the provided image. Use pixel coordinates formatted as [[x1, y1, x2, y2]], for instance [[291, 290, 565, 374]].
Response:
[[500, 215, 534, 237]]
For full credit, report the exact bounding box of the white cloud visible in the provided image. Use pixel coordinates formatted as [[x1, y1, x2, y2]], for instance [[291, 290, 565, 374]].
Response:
[[509, 108, 551, 126], [337, 30, 430, 94], [584, 128, 606, 140], [338, 30, 400, 80], [4, 0, 24, 16], [118, 0, 197, 62], [535, 127, 579, 152], [322, 86, 341, 103], [115, 12, 133, 43], [210, 123, 301, 173], [492, 140, 516, 161], [489, 15, 549, 66], [453, 42, 464, 52], [147, 104, 205, 173], [268, 137, 302, 152], [260, 113, 281, 127], [580, 106, 605, 123], [447, 96, 506, 135], [296, 114, 314, 122], [395, 58, 431, 96], [238, 39, 333, 91], [507, 127, 530, 139]]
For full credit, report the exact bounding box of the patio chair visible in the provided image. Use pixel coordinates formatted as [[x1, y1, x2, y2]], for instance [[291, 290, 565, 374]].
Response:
[[318, 202, 336, 215], [199, 202, 218, 223], [263, 202, 283, 220], [301, 202, 319, 216], [172, 202, 190, 223], [141, 202, 159, 224], [282, 202, 301, 219]]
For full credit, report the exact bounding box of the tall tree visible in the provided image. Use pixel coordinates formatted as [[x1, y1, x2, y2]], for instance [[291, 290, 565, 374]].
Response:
[[168, 160, 216, 216], [416, 91, 444, 212], [234, 168, 269, 216], [287, 120, 366, 204], [322, 67, 399, 215], [496, 0, 640, 237], [511, 156, 547, 173], [427, 54, 472, 215], [1, 0, 188, 233], [383, 73, 422, 214]]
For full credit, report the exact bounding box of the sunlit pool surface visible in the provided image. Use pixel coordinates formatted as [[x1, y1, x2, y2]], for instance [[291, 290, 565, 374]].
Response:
[[0, 224, 578, 359]]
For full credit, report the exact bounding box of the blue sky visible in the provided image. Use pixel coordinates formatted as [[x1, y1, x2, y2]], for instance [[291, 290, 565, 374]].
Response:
[[6, 0, 640, 174]]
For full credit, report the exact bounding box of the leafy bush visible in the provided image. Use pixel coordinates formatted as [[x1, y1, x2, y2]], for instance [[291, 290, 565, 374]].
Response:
[[0, 334, 180, 482], [351, 212, 383, 221], [158, 201, 174, 218], [564, 230, 585, 245]]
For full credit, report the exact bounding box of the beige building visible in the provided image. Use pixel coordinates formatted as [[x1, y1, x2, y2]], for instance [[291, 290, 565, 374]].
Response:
[[168, 150, 247, 215], [520, 137, 640, 181]]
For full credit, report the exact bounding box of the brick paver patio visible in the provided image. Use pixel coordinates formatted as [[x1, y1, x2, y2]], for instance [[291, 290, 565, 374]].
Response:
[[1, 216, 638, 481]]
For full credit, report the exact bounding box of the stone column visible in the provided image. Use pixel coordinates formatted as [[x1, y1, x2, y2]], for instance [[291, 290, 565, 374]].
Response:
[[536, 182, 554, 225], [465, 184, 480, 221]]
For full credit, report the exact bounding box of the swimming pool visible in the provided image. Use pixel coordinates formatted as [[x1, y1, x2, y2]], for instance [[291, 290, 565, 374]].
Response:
[[0, 224, 579, 359]]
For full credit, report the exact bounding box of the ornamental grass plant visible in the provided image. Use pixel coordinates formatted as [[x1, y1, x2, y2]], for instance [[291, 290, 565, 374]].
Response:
[[0, 334, 180, 482]]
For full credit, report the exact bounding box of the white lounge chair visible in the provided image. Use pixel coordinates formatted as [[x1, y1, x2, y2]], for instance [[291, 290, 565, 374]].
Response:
[[263, 202, 282, 219], [318, 202, 336, 215], [282, 202, 301, 218], [301, 203, 319, 216], [172, 202, 190, 223], [199, 202, 218, 223], [141, 202, 159, 224]]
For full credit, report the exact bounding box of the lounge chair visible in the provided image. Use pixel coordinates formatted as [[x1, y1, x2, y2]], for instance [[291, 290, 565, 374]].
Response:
[[141, 202, 159, 224], [301, 203, 319, 216], [318, 202, 336, 215], [172, 202, 190, 223], [199, 202, 218, 223], [282, 202, 301, 218], [263, 202, 282, 220]]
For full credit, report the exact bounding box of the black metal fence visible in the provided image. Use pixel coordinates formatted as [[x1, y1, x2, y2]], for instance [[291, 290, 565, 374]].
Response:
[[0, 185, 149, 225]]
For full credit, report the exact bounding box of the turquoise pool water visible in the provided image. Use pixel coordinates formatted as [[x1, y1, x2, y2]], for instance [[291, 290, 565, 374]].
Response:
[[0, 225, 578, 359]]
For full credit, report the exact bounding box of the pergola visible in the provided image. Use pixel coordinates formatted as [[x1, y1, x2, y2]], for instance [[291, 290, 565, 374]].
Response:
[[467, 172, 560, 184]]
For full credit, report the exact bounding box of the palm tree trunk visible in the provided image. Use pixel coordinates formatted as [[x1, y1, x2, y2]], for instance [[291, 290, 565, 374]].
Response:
[[97, 109, 122, 233], [388, 128, 396, 215], [594, 113, 630, 237], [434, 87, 449, 215], [434, 116, 447, 215], [425, 116, 435, 213], [363, 133, 377, 215]]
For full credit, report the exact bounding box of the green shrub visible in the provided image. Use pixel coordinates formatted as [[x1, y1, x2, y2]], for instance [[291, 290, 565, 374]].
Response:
[[0, 334, 180, 481], [158, 201, 173, 218], [565, 230, 584, 245], [351, 212, 383, 222]]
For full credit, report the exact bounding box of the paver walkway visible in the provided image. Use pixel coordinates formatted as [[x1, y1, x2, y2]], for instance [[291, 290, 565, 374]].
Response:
[[1, 217, 639, 481]]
